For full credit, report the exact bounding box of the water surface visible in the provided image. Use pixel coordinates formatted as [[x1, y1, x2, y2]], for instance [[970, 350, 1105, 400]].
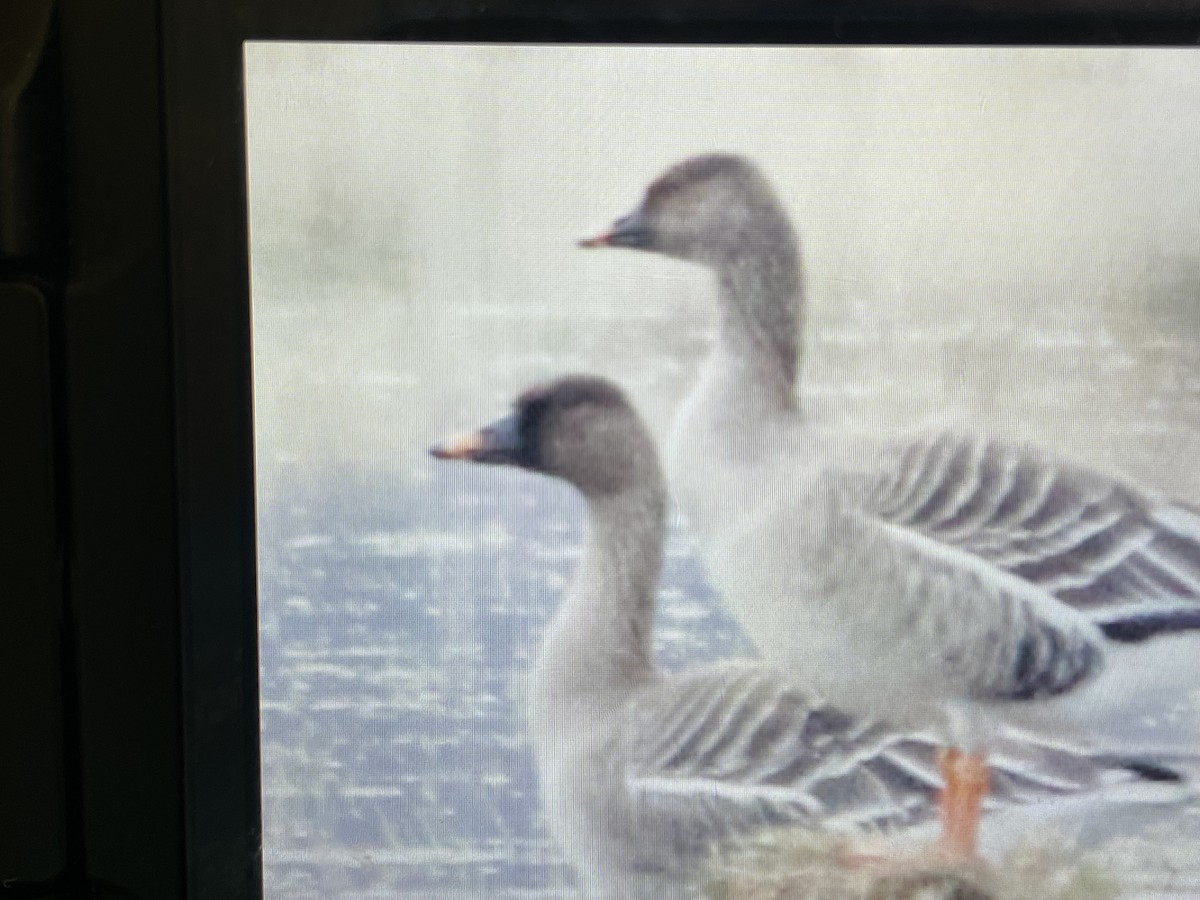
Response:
[[245, 46, 1200, 898]]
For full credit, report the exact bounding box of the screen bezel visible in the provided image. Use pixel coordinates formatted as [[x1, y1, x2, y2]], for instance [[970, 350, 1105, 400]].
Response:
[[159, 5, 1200, 898]]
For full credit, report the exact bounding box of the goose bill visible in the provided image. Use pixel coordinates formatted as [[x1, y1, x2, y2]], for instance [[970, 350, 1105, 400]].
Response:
[[429, 413, 522, 465], [578, 208, 651, 249]]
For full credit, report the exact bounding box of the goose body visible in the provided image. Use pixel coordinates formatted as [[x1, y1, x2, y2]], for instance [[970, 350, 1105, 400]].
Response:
[[581, 153, 1200, 855], [675, 419, 1200, 739], [432, 375, 1191, 897]]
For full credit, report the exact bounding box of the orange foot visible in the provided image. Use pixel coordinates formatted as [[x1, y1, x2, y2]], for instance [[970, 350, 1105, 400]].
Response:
[[833, 747, 989, 874], [937, 747, 988, 864]]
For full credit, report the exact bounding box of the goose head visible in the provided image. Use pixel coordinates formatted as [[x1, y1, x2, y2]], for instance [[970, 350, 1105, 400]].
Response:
[[580, 153, 796, 269], [430, 375, 658, 499]]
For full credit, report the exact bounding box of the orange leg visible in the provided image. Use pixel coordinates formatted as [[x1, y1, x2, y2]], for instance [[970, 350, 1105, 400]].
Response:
[[833, 748, 990, 873], [936, 747, 989, 862]]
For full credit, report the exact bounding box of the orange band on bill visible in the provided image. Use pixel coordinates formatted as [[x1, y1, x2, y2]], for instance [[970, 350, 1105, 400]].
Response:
[[429, 430, 487, 459]]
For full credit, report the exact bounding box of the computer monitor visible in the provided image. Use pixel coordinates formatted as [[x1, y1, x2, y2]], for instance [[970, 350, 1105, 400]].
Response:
[[25, 4, 1200, 899]]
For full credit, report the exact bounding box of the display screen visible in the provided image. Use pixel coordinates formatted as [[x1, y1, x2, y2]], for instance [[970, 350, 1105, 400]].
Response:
[[245, 45, 1200, 898]]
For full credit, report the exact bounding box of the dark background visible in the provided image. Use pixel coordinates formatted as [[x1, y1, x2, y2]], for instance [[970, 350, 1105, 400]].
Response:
[[4, 2, 1200, 898]]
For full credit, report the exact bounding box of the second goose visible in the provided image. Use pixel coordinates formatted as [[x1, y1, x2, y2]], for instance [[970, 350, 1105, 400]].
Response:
[[580, 153, 1200, 862]]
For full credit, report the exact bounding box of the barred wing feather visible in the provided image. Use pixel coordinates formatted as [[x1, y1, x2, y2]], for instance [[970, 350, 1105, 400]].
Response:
[[618, 665, 1143, 847], [869, 431, 1200, 642]]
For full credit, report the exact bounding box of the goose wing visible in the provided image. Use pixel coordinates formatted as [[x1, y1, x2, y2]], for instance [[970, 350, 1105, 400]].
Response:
[[618, 664, 1131, 848], [866, 431, 1200, 644]]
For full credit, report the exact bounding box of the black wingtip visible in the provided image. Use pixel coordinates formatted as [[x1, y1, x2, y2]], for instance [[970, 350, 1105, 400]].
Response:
[[1119, 759, 1184, 783], [1100, 609, 1200, 643]]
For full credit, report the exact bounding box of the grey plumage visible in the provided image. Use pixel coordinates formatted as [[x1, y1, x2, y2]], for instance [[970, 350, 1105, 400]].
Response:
[[433, 375, 1191, 899], [860, 429, 1200, 700], [871, 431, 1200, 632], [582, 152, 1200, 751]]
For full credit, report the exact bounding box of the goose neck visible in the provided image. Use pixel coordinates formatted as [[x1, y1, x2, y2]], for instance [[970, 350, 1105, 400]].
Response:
[[536, 482, 666, 703], [713, 246, 803, 412]]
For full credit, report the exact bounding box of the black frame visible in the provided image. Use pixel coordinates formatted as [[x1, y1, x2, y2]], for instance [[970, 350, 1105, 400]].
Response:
[[39, 3, 1200, 899]]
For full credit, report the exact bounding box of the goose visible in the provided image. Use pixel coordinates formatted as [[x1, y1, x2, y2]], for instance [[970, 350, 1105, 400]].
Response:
[[579, 153, 1200, 862], [430, 374, 1192, 897]]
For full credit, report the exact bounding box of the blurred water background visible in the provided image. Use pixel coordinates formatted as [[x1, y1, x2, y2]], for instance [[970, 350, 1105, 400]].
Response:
[[245, 46, 1200, 898]]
